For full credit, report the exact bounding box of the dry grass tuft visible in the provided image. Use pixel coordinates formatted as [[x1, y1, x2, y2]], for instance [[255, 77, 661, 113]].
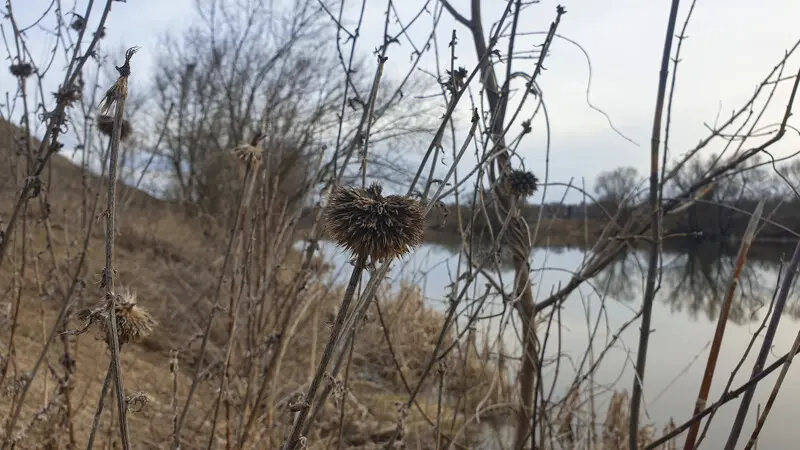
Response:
[[71, 288, 157, 346], [96, 114, 133, 141], [324, 183, 425, 262], [504, 169, 539, 198]]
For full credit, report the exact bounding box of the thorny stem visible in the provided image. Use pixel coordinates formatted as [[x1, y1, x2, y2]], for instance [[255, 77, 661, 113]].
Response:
[[646, 341, 800, 450], [743, 311, 800, 449], [0, 0, 114, 269], [102, 47, 140, 450], [174, 145, 259, 446], [86, 363, 113, 450], [1, 143, 110, 450], [205, 161, 260, 450], [724, 241, 800, 449], [282, 253, 367, 450], [682, 201, 764, 449], [628, 1, 681, 447]]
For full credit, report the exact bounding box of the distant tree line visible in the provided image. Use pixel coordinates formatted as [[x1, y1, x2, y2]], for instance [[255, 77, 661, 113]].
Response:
[[433, 154, 800, 245]]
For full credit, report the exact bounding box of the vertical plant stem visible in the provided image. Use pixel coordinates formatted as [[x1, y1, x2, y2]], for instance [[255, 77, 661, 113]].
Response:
[[724, 241, 800, 449], [170, 351, 179, 449], [628, 1, 681, 448], [86, 363, 113, 450], [335, 328, 357, 450], [682, 201, 764, 449], [282, 253, 367, 450], [101, 48, 139, 450], [435, 365, 446, 450]]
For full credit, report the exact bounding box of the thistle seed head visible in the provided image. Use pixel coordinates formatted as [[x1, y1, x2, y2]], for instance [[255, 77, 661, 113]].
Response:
[[96, 114, 133, 141], [9, 63, 33, 78], [231, 144, 263, 168], [324, 183, 425, 262], [53, 85, 82, 107], [505, 169, 538, 198], [71, 288, 156, 346]]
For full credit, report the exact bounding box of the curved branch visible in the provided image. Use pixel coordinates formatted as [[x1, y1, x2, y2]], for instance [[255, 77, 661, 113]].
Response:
[[440, 0, 472, 28]]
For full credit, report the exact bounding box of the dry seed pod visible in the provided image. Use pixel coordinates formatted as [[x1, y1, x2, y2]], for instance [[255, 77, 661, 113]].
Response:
[[9, 63, 33, 78], [504, 169, 539, 198], [96, 114, 133, 141], [324, 183, 425, 262], [71, 288, 156, 346]]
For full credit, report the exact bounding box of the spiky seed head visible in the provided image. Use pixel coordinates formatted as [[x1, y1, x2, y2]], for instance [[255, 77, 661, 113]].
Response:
[[71, 288, 157, 346], [96, 115, 133, 141], [231, 144, 263, 168], [53, 86, 82, 107], [324, 183, 425, 262], [9, 63, 33, 78], [70, 14, 86, 32], [505, 169, 539, 198]]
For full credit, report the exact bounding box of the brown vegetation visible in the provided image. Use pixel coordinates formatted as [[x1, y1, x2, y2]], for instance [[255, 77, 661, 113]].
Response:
[[0, 133, 505, 448]]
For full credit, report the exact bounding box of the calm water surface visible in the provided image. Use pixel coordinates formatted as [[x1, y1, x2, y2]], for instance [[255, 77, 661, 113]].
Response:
[[314, 240, 800, 449]]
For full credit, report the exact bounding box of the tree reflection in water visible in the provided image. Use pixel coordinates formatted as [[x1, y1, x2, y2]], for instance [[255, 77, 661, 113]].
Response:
[[427, 234, 800, 325]]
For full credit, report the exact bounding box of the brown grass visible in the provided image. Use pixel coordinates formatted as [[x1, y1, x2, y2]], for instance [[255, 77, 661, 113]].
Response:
[[0, 128, 505, 449], [0, 117, 678, 449]]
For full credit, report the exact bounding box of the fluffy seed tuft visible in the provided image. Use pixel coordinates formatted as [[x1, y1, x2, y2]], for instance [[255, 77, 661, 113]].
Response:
[[505, 169, 539, 198], [96, 114, 133, 141], [324, 183, 425, 262], [71, 288, 157, 346], [231, 144, 263, 167], [9, 63, 33, 78]]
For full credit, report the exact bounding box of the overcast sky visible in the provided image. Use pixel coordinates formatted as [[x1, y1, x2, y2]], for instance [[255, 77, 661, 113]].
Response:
[[5, 0, 800, 203]]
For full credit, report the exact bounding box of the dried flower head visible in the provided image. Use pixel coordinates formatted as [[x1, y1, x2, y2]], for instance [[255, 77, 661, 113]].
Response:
[[70, 288, 156, 346], [99, 47, 139, 114], [53, 85, 82, 107], [504, 169, 539, 198], [125, 391, 152, 413], [69, 13, 86, 32], [324, 184, 425, 262], [9, 63, 33, 78], [96, 114, 133, 141], [231, 144, 263, 167]]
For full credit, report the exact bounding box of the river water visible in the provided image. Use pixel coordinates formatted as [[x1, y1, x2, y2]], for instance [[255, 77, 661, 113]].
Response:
[[314, 240, 800, 449]]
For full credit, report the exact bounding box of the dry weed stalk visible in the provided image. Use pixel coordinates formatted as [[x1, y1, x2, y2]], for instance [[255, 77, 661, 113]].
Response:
[[629, 0, 682, 446], [682, 201, 764, 448], [97, 45, 140, 450], [282, 183, 424, 449]]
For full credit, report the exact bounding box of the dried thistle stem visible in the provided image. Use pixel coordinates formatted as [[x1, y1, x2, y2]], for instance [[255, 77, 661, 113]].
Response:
[[86, 363, 113, 450], [282, 253, 366, 450], [100, 46, 140, 450]]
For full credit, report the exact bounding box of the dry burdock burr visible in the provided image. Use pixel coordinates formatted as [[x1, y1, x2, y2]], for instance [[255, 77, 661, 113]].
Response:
[[97, 114, 133, 141], [504, 169, 539, 198], [324, 183, 425, 262], [71, 288, 157, 346]]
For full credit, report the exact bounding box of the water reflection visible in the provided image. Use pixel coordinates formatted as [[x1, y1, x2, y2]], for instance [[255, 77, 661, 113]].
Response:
[[313, 237, 800, 449], [426, 233, 800, 325]]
